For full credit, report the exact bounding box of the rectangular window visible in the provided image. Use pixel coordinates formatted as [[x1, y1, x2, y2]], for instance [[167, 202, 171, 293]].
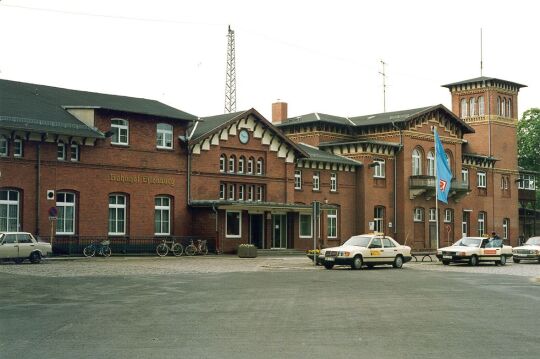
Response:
[[228, 184, 235, 200], [14, 139, 23, 157], [444, 209, 453, 223], [219, 184, 226, 200], [238, 157, 245, 174], [229, 157, 235, 173], [156, 123, 173, 149], [502, 218, 509, 240], [226, 211, 241, 238], [256, 186, 263, 202], [0, 137, 7, 157], [299, 214, 312, 238], [70, 144, 79, 162], [477, 172, 486, 188], [429, 208, 437, 222], [312, 172, 320, 191], [108, 194, 126, 235], [413, 208, 423, 222], [294, 170, 302, 190], [238, 185, 245, 201], [154, 196, 171, 235], [461, 168, 469, 186], [518, 174, 536, 190], [0, 190, 20, 231], [327, 209, 337, 238], [56, 192, 75, 235], [57, 143, 66, 160], [374, 207, 384, 233], [478, 212, 485, 237], [248, 185, 254, 201], [373, 160, 386, 178], [330, 173, 337, 192], [111, 119, 129, 145]]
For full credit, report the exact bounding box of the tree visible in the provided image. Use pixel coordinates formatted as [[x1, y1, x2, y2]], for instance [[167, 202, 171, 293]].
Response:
[[517, 108, 540, 172]]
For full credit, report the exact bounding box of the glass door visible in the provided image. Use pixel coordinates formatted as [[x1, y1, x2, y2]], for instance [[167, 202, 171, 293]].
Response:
[[272, 214, 287, 249]]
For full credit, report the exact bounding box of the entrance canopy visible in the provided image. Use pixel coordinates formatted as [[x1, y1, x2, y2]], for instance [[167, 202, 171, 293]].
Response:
[[189, 200, 338, 213]]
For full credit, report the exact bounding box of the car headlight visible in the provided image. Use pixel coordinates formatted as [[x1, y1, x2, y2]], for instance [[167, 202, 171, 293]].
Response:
[[338, 251, 351, 257], [458, 252, 467, 256]]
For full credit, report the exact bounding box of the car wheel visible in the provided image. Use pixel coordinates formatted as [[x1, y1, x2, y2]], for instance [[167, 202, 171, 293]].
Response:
[[442, 260, 450, 265], [497, 255, 506, 266], [512, 258, 520, 264], [392, 255, 404, 269], [324, 263, 334, 270], [469, 255, 479, 266], [14, 258, 24, 264], [351, 255, 363, 270], [29, 252, 41, 264]]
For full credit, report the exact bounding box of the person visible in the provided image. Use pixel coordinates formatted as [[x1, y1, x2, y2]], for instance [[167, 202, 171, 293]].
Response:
[[491, 231, 500, 240]]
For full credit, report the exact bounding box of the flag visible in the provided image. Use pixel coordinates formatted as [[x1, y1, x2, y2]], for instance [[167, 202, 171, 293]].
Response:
[[435, 128, 452, 203]]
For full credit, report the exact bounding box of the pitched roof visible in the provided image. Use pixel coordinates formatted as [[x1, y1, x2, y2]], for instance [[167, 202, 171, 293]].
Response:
[[296, 143, 362, 166], [441, 76, 527, 89], [275, 112, 353, 127], [350, 106, 433, 126], [0, 79, 196, 138]]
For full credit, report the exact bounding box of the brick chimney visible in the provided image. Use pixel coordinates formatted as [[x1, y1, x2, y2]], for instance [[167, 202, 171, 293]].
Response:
[[272, 101, 288, 123]]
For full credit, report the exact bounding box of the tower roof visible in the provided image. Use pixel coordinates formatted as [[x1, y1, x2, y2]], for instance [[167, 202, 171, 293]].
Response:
[[441, 76, 526, 89]]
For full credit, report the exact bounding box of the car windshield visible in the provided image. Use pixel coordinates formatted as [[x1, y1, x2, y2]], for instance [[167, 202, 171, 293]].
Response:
[[525, 237, 540, 246], [453, 237, 482, 247], [342, 236, 371, 247]]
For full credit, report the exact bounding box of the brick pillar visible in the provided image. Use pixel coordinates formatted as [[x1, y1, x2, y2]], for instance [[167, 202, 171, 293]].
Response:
[[272, 102, 288, 123]]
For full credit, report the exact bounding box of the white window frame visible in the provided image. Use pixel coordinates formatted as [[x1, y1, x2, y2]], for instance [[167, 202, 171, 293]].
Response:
[[56, 192, 76, 235], [108, 194, 127, 235], [0, 189, 20, 231], [412, 149, 422, 175], [373, 159, 386, 178], [111, 119, 129, 145], [225, 210, 241, 238], [327, 209, 337, 238], [299, 214, 312, 238], [14, 138, 23, 157], [427, 151, 435, 176], [330, 173, 337, 192], [154, 196, 171, 235], [220, 154, 226, 173], [444, 209, 453, 223], [478, 212, 485, 237], [229, 156, 236, 173], [469, 97, 476, 116], [0, 137, 7, 157], [477, 171, 487, 188], [57, 143, 66, 161], [156, 123, 173, 149], [413, 208, 424, 222], [238, 185, 245, 201], [248, 185, 254, 201], [502, 218, 509, 240], [247, 157, 254, 174], [461, 168, 469, 186], [501, 98, 506, 117], [219, 183, 226, 200], [478, 96, 485, 116], [518, 174, 536, 190], [374, 207, 384, 233], [429, 208, 437, 222], [228, 184, 235, 200], [312, 172, 320, 191], [256, 186, 263, 202], [294, 170, 302, 189], [238, 156, 245, 174], [461, 98, 468, 118], [507, 99, 512, 118], [70, 144, 79, 162], [256, 158, 263, 175]]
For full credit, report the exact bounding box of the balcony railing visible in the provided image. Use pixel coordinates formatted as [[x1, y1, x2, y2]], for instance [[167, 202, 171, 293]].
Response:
[[409, 176, 470, 200]]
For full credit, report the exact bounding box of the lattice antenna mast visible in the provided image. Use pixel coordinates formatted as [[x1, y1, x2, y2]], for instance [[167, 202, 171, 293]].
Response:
[[480, 28, 484, 76], [224, 25, 236, 113], [379, 60, 387, 113]]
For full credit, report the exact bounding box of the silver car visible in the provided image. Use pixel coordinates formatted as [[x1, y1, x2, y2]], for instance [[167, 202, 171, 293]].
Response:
[[0, 232, 52, 264]]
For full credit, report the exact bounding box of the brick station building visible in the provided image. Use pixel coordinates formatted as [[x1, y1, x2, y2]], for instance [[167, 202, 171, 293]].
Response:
[[0, 76, 532, 253]]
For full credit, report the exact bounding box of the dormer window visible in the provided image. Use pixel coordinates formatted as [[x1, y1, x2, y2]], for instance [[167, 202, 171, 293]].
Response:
[[111, 119, 129, 145]]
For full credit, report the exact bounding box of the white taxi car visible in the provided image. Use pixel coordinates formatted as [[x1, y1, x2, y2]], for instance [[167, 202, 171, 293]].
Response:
[[436, 237, 512, 266], [512, 236, 540, 263], [318, 234, 412, 270], [0, 232, 52, 264]]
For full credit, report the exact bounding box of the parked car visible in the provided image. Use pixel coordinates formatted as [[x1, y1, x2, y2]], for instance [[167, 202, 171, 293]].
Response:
[[318, 233, 412, 270], [512, 236, 540, 263], [0, 232, 52, 264], [436, 237, 512, 266]]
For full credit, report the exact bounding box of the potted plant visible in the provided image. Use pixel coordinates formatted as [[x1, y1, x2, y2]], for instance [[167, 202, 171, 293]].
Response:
[[306, 249, 321, 265], [237, 244, 257, 258]]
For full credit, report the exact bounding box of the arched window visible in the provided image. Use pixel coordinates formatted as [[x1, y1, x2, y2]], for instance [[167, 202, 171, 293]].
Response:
[[238, 156, 245, 174], [507, 99, 512, 118], [228, 155, 236, 173], [478, 96, 485, 116], [219, 154, 227, 173], [445, 151, 453, 173], [469, 97, 476, 116], [154, 196, 171, 235], [0, 189, 20, 231], [0, 136, 7, 157], [109, 194, 127, 235], [496, 97, 501, 116], [56, 192, 76, 235], [247, 157, 254, 174], [256, 158, 264, 175], [412, 148, 422, 175], [156, 123, 173, 149], [460, 99, 468, 118], [111, 118, 129, 145], [427, 151, 435, 176], [501, 98, 506, 117]]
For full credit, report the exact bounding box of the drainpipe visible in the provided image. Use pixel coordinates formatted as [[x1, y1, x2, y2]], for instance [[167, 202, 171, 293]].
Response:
[[35, 141, 42, 235], [391, 122, 403, 236]]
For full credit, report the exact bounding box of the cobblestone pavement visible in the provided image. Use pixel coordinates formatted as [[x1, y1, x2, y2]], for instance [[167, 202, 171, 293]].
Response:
[[1, 255, 539, 281]]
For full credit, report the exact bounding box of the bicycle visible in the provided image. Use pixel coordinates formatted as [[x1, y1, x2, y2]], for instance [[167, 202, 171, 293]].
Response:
[[83, 240, 112, 257], [156, 239, 184, 257], [185, 239, 208, 256]]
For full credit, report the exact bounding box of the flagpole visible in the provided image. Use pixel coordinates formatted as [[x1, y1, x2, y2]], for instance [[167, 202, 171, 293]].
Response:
[[434, 128, 440, 250]]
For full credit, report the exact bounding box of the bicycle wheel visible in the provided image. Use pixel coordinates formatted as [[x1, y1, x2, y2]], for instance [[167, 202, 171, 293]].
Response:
[[102, 246, 112, 257], [172, 243, 184, 257], [156, 243, 169, 257], [201, 244, 208, 255], [185, 245, 196, 256], [83, 245, 96, 257]]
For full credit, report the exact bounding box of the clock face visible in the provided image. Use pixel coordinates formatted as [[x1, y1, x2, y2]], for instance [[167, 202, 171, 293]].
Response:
[[239, 129, 249, 144]]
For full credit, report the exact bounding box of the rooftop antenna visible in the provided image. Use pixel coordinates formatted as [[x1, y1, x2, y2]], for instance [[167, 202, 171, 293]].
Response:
[[224, 25, 236, 113], [379, 60, 387, 112], [480, 28, 483, 76]]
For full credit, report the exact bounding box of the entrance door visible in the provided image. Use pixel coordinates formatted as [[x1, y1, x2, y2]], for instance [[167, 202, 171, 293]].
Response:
[[429, 223, 437, 249], [249, 214, 264, 249], [272, 214, 287, 249]]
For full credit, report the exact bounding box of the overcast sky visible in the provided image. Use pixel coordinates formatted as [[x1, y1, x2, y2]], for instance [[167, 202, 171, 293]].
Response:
[[0, 0, 538, 121]]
